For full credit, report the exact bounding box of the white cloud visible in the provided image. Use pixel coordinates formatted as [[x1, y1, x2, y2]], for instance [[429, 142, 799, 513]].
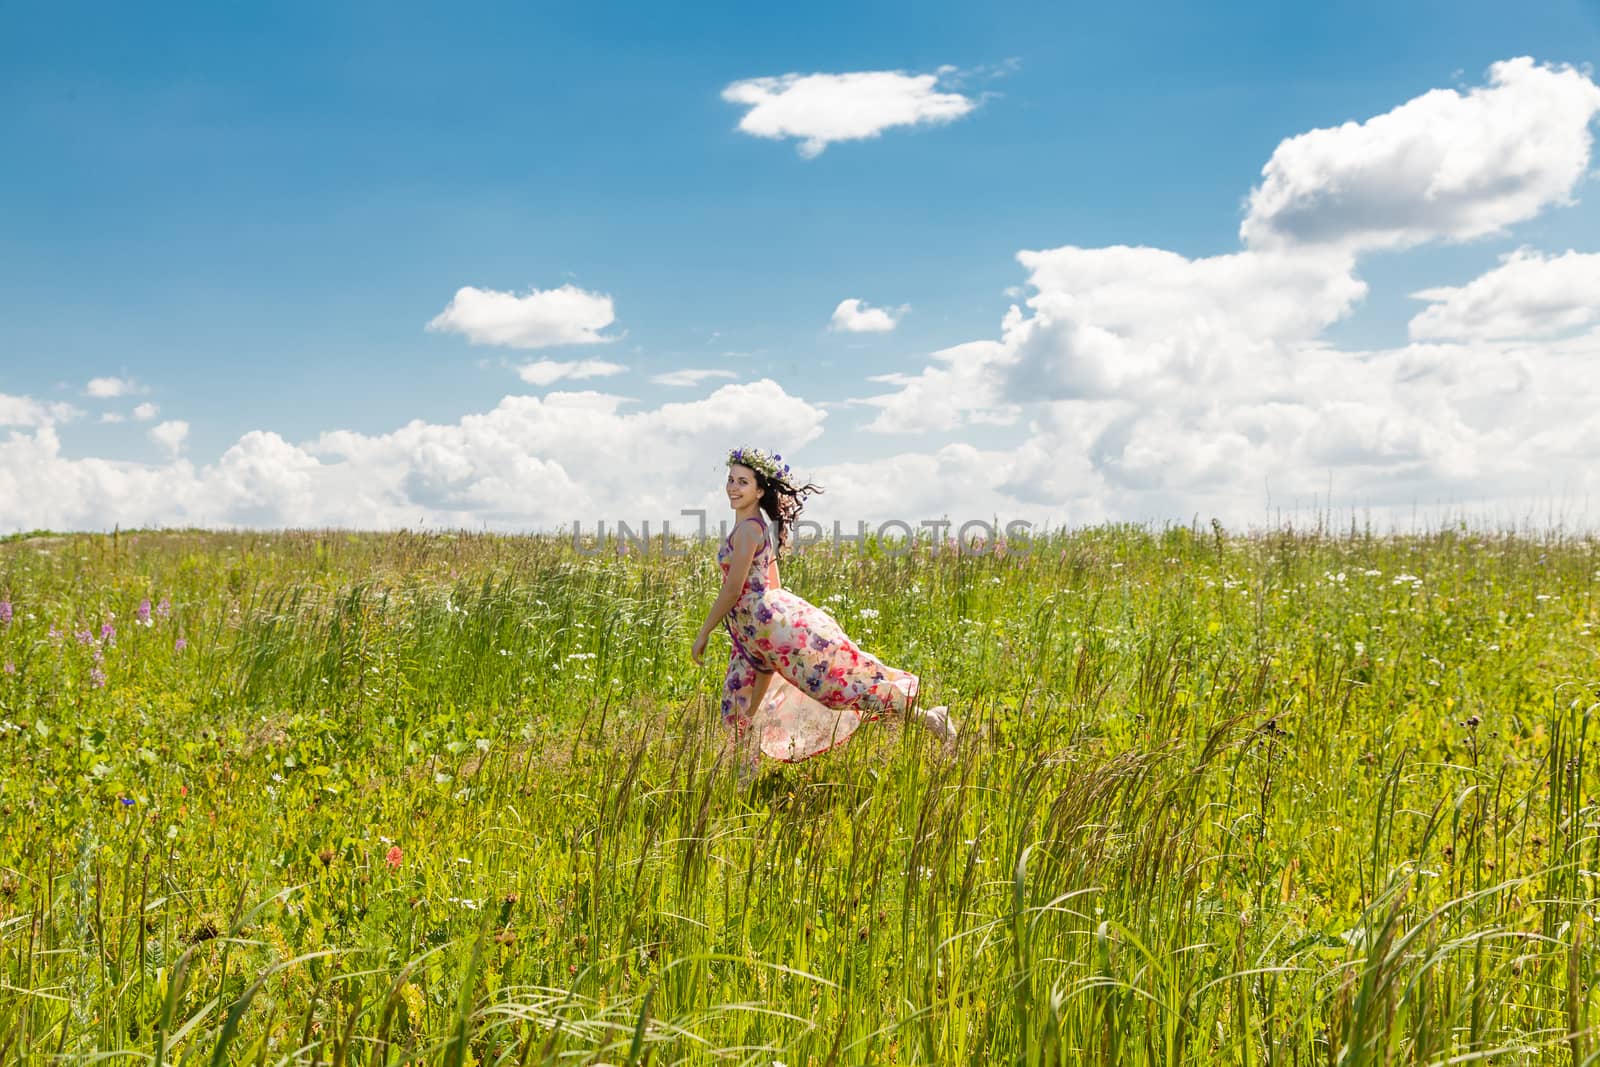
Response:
[[651, 368, 739, 387], [100, 412, 125, 424], [830, 298, 909, 333], [0, 381, 827, 532], [516, 359, 628, 387], [1409, 248, 1600, 340], [426, 284, 618, 348], [0, 393, 79, 427], [149, 420, 189, 456], [132, 402, 159, 421], [1243, 57, 1600, 252], [85, 376, 145, 399], [722, 69, 977, 158], [6, 59, 1600, 535], [852, 336, 1020, 433], [851, 58, 1600, 527], [853, 244, 1365, 432]]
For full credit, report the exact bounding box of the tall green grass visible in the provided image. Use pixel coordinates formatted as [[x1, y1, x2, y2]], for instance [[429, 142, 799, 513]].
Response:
[[0, 522, 1595, 1063]]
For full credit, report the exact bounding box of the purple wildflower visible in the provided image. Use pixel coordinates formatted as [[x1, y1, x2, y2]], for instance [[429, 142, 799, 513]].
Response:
[[119, 796, 134, 807], [136, 599, 152, 626], [156, 597, 171, 619], [101, 621, 116, 644], [89, 666, 108, 689], [0, 600, 11, 626], [3, 662, 14, 675], [75, 628, 94, 645], [174, 637, 187, 653]]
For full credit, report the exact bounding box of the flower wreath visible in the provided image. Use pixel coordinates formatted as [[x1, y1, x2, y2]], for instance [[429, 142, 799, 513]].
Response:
[[727, 446, 791, 483]]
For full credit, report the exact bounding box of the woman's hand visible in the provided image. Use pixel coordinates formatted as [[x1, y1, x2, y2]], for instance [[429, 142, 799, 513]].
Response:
[[690, 630, 708, 666]]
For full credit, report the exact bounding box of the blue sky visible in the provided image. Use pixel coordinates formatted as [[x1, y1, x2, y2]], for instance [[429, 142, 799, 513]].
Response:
[[3, 1, 1600, 532]]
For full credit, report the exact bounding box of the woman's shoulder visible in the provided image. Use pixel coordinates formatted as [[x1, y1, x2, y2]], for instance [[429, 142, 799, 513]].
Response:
[[729, 517, 766, 546]]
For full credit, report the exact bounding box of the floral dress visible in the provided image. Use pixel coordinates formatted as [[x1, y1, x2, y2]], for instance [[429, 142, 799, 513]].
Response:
[[717, 515, 920, 762]]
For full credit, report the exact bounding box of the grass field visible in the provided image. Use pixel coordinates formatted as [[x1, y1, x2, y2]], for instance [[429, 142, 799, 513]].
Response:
[[0, 522, 1596, 1065]]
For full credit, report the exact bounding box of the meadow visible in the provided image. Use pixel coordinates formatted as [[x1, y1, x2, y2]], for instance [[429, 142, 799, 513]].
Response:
[[0, 521, 1595, 1065]]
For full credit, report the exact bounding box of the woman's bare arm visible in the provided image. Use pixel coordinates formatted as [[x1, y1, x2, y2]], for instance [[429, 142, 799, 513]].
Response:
[[698, 524, 761, 638]]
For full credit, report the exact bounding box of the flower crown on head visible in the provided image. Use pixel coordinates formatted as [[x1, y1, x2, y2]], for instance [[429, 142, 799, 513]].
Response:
[[727, 446, 790, 483]]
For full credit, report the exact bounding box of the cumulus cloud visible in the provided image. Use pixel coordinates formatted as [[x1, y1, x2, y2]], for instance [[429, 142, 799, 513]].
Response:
[[853, 58, 1600, 526], [830, 298, 909, 333], [853, 244, 1366, 431], [853, 336, 1020, 432], [516, 359, 628, 387], [1242, 57, 1600, 252], [0, 381, 827, 532], [652, 368, 738, 387], [149, 420, 189, 456], [6, 59, 1599, 535], [722, 69, 977, 157], [85, 376, 145, 398], [427, 284, 618, 348], [1409, 248, 1600, 340], [132, 402, 159, 421], [0, 393, 79, 427]]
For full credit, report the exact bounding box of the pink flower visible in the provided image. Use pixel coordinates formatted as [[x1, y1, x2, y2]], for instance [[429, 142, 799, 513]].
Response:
[[0, 600, 11, 626], [2, 662, 14, 675], [136, 599, 152, 626], [156, 597, 172, 619], [385, 845, 403, 870], [174, 637, 187, 653]]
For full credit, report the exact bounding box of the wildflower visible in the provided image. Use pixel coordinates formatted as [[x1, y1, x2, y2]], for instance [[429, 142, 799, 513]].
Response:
[[101, 621, 116, 644], [89, 666, 108, 689], [858, 608, 880, 620], [119, 796, 134, 807], [136, 599, 152, 626], [386, 845, 403, 869], [0, 600, 11, 626], [156, 597, 171, 619], [2, 662, 13, 675], [400, 983, 426, 1031], [174, 637, 187, 653], [48, 625, 61, 641], [75, 628, 94, 645]]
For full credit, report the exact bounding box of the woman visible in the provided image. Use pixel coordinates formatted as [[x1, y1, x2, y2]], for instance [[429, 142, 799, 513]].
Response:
[[690, 446, 956, 779]]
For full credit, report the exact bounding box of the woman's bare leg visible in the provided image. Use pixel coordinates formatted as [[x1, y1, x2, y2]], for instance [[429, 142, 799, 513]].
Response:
[[891, 680, 957, 749], [736, 670, 775, 780], [720, 652, 774, 783], [907, 688, 957, 748]]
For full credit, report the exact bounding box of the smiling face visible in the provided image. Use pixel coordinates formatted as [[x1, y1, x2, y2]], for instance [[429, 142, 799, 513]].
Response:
[[726, 463, 762, 510]]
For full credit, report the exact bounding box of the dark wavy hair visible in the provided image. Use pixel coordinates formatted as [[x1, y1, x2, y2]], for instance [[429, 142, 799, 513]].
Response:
[[728, 459, 823, 559]]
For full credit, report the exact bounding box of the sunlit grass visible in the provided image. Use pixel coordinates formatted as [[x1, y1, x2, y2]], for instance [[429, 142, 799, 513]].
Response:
[[0, 522, 1595, 1063]]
